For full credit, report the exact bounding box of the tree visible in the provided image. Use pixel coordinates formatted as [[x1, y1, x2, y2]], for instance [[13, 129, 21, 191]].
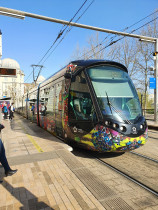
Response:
[[107, 37, 139, 79], [71, 12, 158, 113], [107, 13, 158, 112], [71, 32, 105, 60], [7, 82, 17, 104], [134, 17, 158, 112]]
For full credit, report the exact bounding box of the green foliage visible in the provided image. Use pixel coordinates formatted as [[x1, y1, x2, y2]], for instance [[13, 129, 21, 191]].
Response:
[[137, 91, 154, 109]]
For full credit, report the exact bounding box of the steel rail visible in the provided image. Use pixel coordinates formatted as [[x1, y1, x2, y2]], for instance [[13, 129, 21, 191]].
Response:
[[95, 157, 158, 197], [148, 135, 158, 140], [130, 151, 158, 163]]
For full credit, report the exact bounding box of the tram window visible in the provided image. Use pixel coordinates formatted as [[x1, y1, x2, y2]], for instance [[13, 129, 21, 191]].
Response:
[[40, 85, 55, 117], [55, 82, 63, 113], [68, 72, 96, 121], [87, 65, 142, 122], [28, 91, 37, 122]]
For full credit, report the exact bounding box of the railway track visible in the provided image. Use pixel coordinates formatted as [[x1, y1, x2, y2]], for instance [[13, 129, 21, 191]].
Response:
[[73, 146, 158, 197], [94, 151, 158, 197], [95, 157, 158, 197], [148, 130, 158, 140], [130, 151, 158, 163]]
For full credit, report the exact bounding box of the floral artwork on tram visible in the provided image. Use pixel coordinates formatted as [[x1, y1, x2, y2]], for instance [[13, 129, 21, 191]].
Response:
[[78, 125, 148, 152]]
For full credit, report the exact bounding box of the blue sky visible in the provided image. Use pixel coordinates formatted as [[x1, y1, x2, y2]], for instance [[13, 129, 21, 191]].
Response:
[[0, 0, 158, 83]]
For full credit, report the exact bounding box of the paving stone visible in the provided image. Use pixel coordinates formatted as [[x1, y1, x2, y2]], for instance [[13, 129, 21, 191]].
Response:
[[0, 114, 157, 210]]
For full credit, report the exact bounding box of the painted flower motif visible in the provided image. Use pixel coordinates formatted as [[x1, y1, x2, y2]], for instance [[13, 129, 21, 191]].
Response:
[[89, 125, 147, 152]]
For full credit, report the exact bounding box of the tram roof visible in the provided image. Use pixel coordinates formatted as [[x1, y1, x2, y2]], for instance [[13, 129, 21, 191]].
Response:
[[70, 59, 128, 72], [39, 59, 128, 87]]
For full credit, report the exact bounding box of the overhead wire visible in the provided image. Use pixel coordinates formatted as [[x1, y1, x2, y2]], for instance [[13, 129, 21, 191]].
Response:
[[24, 0, 91, 83], [25, 8, 157, 82], [40, 0, 157, 68], [37, 0, 89, 65], [87, 13, 158, 59], [41, 0, 95, 65], [79, 9, 158, 59]]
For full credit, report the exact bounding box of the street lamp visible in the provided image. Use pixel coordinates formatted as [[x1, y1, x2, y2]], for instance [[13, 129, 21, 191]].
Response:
[[148, 66, 155, 76]]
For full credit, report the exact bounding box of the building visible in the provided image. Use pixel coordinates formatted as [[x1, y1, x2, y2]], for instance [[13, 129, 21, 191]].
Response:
[[0, 58, 25, 108], [24, 75, 45, 94], [0, 30, 25, 108], [0, 31, 45, 108]]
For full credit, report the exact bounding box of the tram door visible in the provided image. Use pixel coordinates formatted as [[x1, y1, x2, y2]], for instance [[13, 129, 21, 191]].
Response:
[[68, 72, 96, 133], [55, 81, 64, 136]]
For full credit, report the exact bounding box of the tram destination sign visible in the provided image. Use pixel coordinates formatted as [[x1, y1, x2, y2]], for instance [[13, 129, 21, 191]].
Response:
[[0, 68, 16, 76]]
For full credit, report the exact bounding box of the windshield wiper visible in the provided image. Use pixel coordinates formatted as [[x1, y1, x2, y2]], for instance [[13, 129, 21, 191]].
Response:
[[105, 92, 113, 115], [105, 92, 132, 124]]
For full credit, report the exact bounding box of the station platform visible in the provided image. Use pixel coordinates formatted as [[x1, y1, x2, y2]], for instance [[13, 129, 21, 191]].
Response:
[[0, 114, 158, 210], [147, 120, 158, 130]]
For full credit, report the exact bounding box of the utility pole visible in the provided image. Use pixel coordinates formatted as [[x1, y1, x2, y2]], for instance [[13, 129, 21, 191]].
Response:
[[31, 64, 43, 85], [0, 6, 158, 122], [0, 30, 2, 66], [154, 39, 158, 122], [0, 30, 2, 58]]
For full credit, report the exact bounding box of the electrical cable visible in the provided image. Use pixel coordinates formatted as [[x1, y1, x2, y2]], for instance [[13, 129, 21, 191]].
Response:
[[87, 15, 158, 59], [25, 8, 157, 82], [80, 10, 158, 59], [37, 0, 89, 65], [41, 0, 95, 65], [25, 0, 91, 82]]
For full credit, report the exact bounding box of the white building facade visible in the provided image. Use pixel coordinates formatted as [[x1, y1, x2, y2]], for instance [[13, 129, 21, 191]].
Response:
[[0, 58, 25, 108], [0, 30, 25, 108]]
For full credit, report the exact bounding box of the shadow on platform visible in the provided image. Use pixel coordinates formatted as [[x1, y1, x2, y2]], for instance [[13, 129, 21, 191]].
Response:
[[0, 179, 55, 209]]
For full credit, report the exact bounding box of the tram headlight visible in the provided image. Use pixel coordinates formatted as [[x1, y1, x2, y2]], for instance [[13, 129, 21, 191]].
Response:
[[113, 123, 118, 128], [113, 123, 116, 128], [140, 124, 143, 129], [120, 126, 126, 132], [105, 121, 108, 125]]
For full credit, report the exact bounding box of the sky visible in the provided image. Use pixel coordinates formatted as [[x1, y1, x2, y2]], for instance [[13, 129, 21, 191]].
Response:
[[0, 0, 158, 83]]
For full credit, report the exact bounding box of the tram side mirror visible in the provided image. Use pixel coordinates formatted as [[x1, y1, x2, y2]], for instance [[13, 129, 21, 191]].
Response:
[[64, 72, 72, 79]]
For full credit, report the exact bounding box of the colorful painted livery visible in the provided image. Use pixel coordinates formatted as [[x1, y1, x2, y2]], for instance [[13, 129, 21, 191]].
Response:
[[20, 60, 148, 152]]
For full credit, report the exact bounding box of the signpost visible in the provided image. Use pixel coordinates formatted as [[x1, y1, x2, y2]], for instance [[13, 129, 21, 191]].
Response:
[[149, 78, 156, 89]]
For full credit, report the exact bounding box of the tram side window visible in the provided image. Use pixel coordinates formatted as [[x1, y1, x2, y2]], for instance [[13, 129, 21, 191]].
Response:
[[28, 91, 37, 121], [68, 72, 95, 121], [55, 82, 63, 114], [39, 88, 49, 116], [45, 85, 55, 117]]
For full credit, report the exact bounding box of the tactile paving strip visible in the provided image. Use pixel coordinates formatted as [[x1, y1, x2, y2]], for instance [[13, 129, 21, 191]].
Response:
[[56, 150, 134, 209], [56, 150, 116, 199], [73, 168, 116, 200], [7, 151, 58, 166], [101, 197, 134, 210], [56, 150, 84, 169]]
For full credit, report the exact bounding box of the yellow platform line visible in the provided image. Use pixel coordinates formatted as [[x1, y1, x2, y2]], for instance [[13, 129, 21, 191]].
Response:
[[20, 123, 44, 153], [26, 134, 44, 153]]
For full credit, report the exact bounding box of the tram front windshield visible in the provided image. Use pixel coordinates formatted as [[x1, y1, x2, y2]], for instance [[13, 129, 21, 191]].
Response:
[[87, 65, 142, 124]]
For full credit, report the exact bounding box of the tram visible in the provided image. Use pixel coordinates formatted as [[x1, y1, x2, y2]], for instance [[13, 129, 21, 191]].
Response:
[[21, 60, 148, 152]]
